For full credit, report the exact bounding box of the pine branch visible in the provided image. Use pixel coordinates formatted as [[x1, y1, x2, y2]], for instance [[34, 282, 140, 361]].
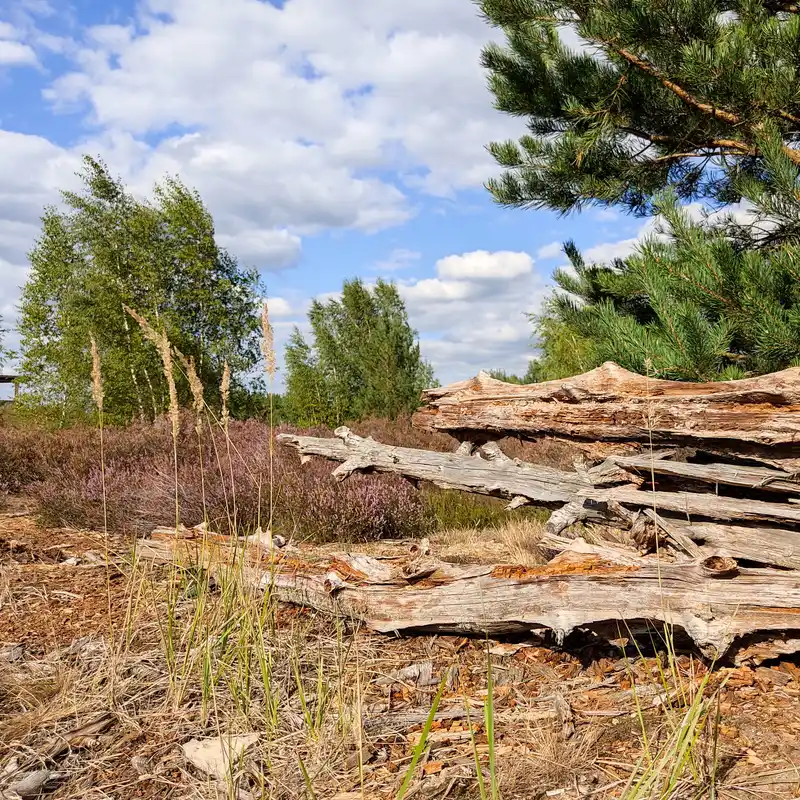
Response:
[[606, 44, 800, 165]]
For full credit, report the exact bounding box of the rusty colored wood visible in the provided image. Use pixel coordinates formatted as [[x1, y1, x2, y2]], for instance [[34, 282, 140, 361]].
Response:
[[140, 527, 800, 661], [413, 363, 800, 464]]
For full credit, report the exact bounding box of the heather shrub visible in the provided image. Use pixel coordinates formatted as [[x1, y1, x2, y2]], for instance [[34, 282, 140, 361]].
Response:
[[26, 418, 430, 542], [3, 414, 568, 540]]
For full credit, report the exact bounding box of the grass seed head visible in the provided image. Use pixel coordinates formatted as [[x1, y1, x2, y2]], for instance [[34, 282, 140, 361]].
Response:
[[89, 333, 104, 414], [221, 361, 231, 430], [261, 301, 276, 381], [175, 347, 205, 434], [124, 305, 179, 439]]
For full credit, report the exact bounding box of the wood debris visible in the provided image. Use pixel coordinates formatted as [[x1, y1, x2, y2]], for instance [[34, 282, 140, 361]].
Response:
[[141, 362, 800, 663]]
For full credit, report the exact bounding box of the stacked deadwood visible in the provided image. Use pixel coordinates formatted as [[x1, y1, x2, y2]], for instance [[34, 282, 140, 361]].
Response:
[[144, 362, 800, 664]]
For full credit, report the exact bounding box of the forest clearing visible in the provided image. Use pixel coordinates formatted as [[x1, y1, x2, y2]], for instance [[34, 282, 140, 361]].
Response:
[[4, 363, 800, 799], [4, 0, 800, 797]]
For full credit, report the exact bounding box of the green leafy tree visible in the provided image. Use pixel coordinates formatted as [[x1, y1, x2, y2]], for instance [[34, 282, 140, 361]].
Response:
[[18, 156, 263, 424], [479, 0, 800, 245], [284, 279, 435, 426]]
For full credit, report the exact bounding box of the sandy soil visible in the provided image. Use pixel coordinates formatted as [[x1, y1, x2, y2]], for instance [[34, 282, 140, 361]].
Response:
[[2, 504, 800, 799]]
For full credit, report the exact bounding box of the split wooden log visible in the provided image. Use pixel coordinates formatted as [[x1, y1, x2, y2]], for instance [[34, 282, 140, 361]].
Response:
[[654, 517, 800, 570], [608, 454, 800, 495], [276, 427, 635, 507], [139, 526, 800, 663], [413, 362, 800, 467], [278, 428, 800, 530]]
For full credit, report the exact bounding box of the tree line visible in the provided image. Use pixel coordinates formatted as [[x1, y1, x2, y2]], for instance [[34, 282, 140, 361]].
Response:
[[4, 0, 800, 425], [5, 157, 432, 426]]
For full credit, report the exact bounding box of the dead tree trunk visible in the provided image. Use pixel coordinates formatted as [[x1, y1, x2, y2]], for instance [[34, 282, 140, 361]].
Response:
[[139, 526, 800, 663], [141, 362, 800, 663], [413, 362, 800, 468]]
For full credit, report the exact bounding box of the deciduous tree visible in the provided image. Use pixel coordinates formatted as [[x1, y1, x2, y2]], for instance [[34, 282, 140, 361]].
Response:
[[284, 279, 434, 425], [18, 156, 263, 423]]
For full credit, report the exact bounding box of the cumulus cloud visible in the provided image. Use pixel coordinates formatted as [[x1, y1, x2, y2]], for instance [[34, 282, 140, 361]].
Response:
[[265, 296, 295, 319], [398, 250, 546, 385], [536, 241, 564, 261], [0, 38, 37, 66], [0, 0, 528, 341], [436, 250, 533, 281]]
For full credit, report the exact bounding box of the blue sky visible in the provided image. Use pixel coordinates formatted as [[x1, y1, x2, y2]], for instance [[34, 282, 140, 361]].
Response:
[[0, 0, 652, 399]]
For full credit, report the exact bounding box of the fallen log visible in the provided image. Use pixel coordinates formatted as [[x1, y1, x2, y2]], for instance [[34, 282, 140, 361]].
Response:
[[276, 427, 634, 508], [413, 362, 800, 467], [278, 428, 800, 528], [139, 527, 800, 663], [656, 517, 800, 570], [609, 454, 800, 495]]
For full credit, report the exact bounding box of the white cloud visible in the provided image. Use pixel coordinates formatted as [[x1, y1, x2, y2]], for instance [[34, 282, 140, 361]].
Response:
[[265, 296, 294, 319], [0, 22, 38, 66], [0, 38, 35, 66], [397, 249, 546, 384], [42, 0, 523, 200], [436, 250, 533, 281], [0, 0, 529, 371], [583, 218, 657, 263], [536, 241, 563, 261], [216, 229, 301, 270]]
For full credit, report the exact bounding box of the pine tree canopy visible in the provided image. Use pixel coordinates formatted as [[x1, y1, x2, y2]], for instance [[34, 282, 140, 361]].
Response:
[[479, 0, 800, 242], [283, 279, 435, 427], [536, 144, 800, 381], [18, 156, 264, 424]]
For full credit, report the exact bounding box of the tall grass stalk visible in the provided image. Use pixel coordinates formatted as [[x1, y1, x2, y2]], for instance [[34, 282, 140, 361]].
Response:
[[219, 360, 238, 534], [124, 305, 182, 679], [89, 333, 114, 650], [484, 646, 499, 800], [260, 300, 276, 547], [396, 672, 448, 800], [175, 347, 208, 526]]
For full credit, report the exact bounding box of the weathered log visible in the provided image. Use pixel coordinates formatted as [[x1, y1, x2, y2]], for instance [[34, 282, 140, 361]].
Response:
[[278, 429, 800, 529], [659, 517, 800, 570], [277, 427, 633, 507], [609, 454, 800, 495], [413, 362, 800, 466], [139, 527, 800, 662]]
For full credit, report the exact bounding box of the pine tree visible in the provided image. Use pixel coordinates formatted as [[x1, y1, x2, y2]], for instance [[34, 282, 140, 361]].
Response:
[[479, 0, 800, 381], [479, 0, 800, 244], [284, 279, 435, 425], [536, 142, 800, 380], [18, 156, 263, 423]]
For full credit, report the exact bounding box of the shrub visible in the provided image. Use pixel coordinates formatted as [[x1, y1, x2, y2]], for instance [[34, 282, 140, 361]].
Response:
[[10, 417, 429, 543], [1, 414, 569, 541]]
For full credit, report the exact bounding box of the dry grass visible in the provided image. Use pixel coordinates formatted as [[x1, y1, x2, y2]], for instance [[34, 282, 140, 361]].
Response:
[[3, 510, 800, 799], [4, 314, 800, 800], [438, 518, 547, 566]]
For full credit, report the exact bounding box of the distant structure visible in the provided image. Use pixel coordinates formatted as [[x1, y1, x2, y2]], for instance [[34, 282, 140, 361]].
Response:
[[0, 374, 19, 402]]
